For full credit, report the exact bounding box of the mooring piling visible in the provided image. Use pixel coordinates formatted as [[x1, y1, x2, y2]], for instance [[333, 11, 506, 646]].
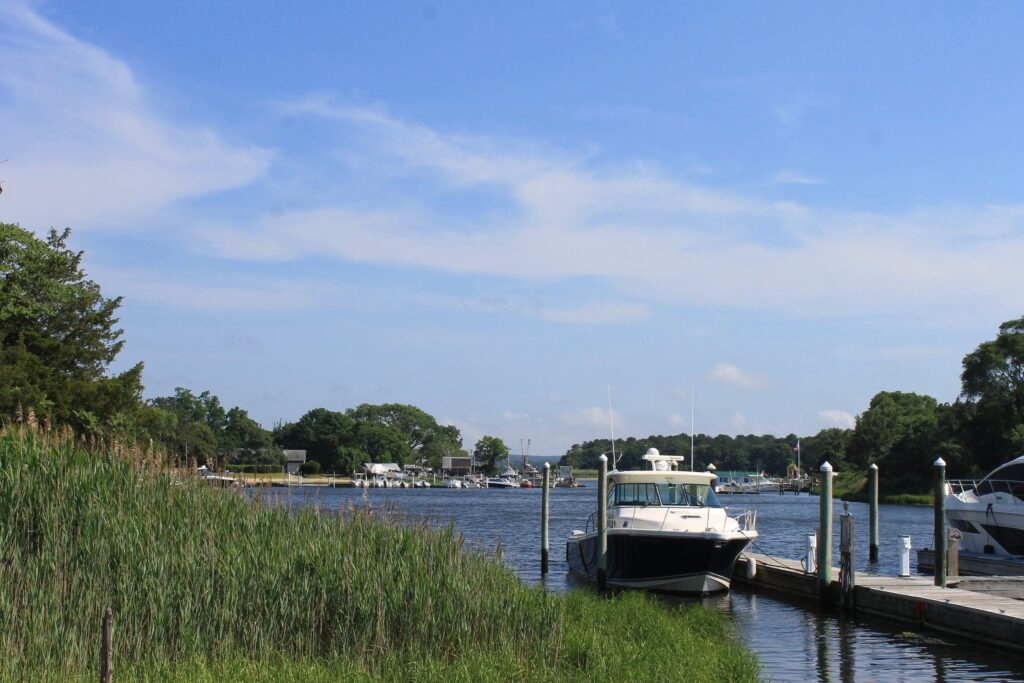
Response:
[[818, 461, 834, 601], [541, 462, 550, 575], [597, 454, 608, 589], [934, 457, 947, 587], [868, 463, 879, 562], [101, 607, 113, 683]]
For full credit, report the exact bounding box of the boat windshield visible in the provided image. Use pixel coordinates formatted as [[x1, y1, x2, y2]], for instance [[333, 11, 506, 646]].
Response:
[[609, 482, 722, 508]]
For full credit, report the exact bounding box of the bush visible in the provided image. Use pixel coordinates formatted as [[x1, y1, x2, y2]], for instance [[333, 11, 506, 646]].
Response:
[[226, 464, 280, 474], [299, 461, 321, 476]]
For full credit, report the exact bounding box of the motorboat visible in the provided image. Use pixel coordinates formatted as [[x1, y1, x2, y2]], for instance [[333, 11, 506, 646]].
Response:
[[946, 455, 1024, 556], [485, 465, 520, 489], [566, 449, 757, 594]]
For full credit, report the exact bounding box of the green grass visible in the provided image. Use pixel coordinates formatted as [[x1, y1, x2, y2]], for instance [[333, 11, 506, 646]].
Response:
[[0, 426, 758, 681], [815, 471, 934, 506]]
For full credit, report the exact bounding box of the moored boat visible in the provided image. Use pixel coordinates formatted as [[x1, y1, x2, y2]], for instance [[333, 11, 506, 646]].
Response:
[[566, 449, 757, 594], [946, 455, 1024, 557]]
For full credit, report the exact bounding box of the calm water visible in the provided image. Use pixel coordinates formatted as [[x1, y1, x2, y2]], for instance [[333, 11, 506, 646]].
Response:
[[257, 485, 1024, 682]]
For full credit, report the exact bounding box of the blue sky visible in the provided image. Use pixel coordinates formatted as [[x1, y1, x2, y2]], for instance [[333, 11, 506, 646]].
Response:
[[2, 1, 1023, 455]]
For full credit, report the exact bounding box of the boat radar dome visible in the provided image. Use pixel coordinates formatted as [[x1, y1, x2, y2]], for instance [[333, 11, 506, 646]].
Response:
[[646, 448, 660, 457]]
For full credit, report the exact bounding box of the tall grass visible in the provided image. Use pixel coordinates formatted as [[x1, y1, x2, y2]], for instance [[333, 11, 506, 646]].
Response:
[[0, 425, 758, 681]]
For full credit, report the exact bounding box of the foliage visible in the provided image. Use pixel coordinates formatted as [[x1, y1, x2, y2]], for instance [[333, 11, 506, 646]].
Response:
[[299, 460, 321, 475], [274, 405, 464, 475], [473, 435, 509, 475], [0, 426, 758, 682], [0, 224, 143, 426]]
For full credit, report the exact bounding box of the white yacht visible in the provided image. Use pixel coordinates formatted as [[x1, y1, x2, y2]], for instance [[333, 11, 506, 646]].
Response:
[[566, 449, 757, 594], [946, 455, 1024, 556]]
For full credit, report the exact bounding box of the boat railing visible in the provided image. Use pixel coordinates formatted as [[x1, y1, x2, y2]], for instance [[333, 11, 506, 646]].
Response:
[[585, 511, 597, 534], [733, 509, 757, 531], [948, 478, 1024, 503]]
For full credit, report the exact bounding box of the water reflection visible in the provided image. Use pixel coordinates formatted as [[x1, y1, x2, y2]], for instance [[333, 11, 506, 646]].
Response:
[[256, 485, 1024, 682]]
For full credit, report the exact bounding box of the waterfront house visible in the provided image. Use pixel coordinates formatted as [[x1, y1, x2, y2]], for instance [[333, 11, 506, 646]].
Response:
[[283, 450, 307, 475]]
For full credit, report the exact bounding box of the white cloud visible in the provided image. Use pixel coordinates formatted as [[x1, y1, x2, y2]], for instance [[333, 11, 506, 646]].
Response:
[[818, 409, 856, 429], [191, 103, 1024, 322], [503, 411, 530, 422], [728, 412, 748, 432], [667, 412, 686, 428], [0, 2, 269, 230], [709, 363, 767, 389], [770, 170, 824, 185]]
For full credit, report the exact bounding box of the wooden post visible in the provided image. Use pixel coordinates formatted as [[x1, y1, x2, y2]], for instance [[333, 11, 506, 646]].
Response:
[[818, 461, 834, 601], [868, 463, 879, 563], [101, 607, 113, 683], [597, 454, 608, 589], [934, 457, 946, 587], [541, 462, 550, 574], [840, 509, 855, 609]]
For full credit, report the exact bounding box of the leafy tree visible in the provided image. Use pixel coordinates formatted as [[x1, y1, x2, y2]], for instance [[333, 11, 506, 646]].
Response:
[[0, 224, 143, 425], [275, 408, 357, 473], [474, 435, 509, 475], [960, 316, 1024, 471]]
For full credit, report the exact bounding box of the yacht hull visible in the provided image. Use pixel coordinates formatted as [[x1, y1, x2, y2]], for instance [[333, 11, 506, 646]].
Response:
[[946, 497, 1024, 556], [565, 529, 751, 594]]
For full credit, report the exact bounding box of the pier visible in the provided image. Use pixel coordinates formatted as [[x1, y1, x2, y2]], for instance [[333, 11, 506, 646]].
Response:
[[733, 552, 1024, 654]]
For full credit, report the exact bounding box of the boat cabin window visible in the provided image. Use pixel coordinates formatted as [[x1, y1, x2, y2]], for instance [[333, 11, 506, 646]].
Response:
[[609, 482, 722, 508], [610, 483, 662, 507], [657, 483, 722, 508]]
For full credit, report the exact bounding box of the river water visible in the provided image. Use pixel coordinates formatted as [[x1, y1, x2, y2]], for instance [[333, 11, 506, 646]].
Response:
[[258, 485, 1024, 682]]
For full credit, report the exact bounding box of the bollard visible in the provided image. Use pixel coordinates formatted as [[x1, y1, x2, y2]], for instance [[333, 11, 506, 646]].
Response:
[[934, 457, 946, 587], [541, 463, 550, 574], [597, 454, 608, 589], [868, 463, 879, 563], [898, 535, 912, 577], [101, 607, 113, 683], [803, 533, 817, 574], [817, 461, 834, 599]]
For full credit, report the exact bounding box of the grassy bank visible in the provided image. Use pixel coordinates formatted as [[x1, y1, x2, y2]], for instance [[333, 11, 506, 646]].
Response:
[[814, 470, 933, 506], [0, 426, 758, 681]]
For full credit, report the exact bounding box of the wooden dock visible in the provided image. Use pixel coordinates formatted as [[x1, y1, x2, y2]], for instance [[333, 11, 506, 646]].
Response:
[[734, 553, 1024, 653]]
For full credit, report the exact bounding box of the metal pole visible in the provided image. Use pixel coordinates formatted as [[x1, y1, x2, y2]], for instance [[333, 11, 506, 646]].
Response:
[[818, 461, 834, 601], [868, 463, 879, 562], [934, 457, 946, 587], [597, 454, 608, 589], [541, 463, 550, 574]]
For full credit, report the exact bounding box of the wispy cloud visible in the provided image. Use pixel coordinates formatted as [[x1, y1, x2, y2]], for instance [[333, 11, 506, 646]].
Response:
[[771, 170, 824, 186], [191, 102, 1024, 322], [818, 409, 856, 429], [0, 2, 269, 230], [709, 363, 767, 389]]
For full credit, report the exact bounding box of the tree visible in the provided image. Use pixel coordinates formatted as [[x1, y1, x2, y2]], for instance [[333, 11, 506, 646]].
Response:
[[474, 436, 509, 476], [0, 224, 143, 425], [960, 316, 1024, 471], [275, 408, 357, 473]]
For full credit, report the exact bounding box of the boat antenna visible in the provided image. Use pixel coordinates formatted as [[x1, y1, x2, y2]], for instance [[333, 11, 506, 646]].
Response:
[[690, 384, 695, 472], [607, 384, 618, 470]]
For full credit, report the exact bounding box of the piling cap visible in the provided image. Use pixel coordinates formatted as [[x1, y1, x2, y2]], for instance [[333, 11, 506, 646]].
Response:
[[820, 461, 833, 472], [869, 463, 878, 470], [598, 454, 608, 462], [934, 457, 946, 467], [543, 462, 549, 470]]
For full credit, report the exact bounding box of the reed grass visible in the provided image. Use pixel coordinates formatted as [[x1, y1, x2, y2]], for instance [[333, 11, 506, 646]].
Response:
[[0, 425, 758, 681]]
